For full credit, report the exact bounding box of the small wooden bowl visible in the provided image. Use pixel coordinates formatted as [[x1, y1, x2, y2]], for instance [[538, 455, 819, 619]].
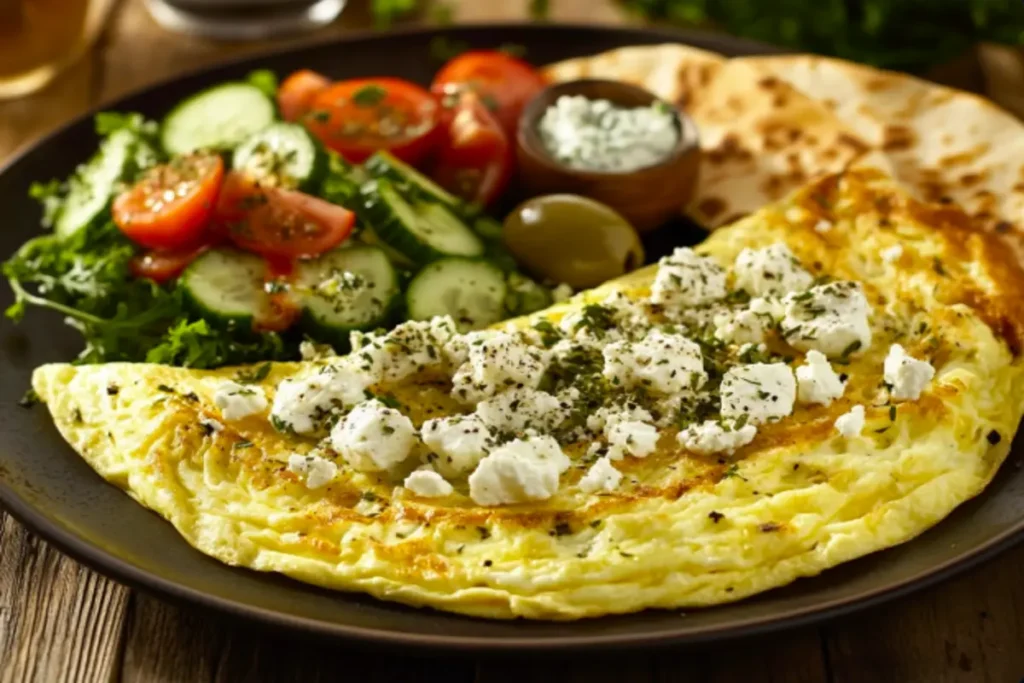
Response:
[[516, 79, 701, 233]]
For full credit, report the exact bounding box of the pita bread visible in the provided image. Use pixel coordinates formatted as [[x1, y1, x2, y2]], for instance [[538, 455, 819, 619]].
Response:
[[738, 55, 1024, 251]]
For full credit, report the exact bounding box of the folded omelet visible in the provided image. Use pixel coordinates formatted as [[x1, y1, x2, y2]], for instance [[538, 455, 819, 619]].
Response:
[[33, 169, 1024, 620]]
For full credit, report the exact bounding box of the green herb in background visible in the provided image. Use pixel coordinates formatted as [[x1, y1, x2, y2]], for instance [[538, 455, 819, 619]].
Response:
[[374, 0, 1024, 75]]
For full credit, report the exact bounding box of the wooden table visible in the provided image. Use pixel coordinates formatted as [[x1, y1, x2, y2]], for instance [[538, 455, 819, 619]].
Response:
[[2, 2, 1023, 681]]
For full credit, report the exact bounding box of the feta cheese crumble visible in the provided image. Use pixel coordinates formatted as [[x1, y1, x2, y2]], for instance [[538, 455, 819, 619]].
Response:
[[605, 419, 660, 460], [796, 350, 846, 406], [782, 281, 872, 358], [451, 331, 548, 403], [677, 420, 757, 455], [578, 457, 623, 494], [733, 243, 814, 297], [403, 467, 454, 498], [475, 388, 567, 435], [329, 399, 417, 472], [714, 308, 767, 346], [214, 381, 268, 421], [602, 330, 706, 395], [468, 435, 571, 506], [420, 414, 495, 476], [720, 363, 797, 424], [551, 283, 574, 302], [834, 405, 866, 437], [883, 344, 935, 401], [270, 362, 371, 435], [350, 316, 458, 384], [650, 247, 727, 308], [537, 94, 679, 173], [287, 453, 338, 489]]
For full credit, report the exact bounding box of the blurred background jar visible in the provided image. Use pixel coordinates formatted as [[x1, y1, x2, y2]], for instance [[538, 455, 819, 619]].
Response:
[[0, 0, 116, 99], [143, 0, 346, 40]]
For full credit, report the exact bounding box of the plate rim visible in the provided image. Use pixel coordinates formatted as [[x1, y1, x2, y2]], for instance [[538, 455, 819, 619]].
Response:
[[1, 21, 1021, 652]]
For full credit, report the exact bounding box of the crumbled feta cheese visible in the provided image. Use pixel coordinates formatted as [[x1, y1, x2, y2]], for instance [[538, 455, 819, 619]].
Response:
[[403, 467, 454, 498], [720, 363, 796, 424], [451, 331, 548, 404], [350, 316, 458, 383], [270, 362, 371, 435], [606, 419, 660, 460], [782, 281, 873, 358], [214, 381, 268, 421], [551, 283, 574, 302], [814, 219, 833, 233], [468, 435, 570, 506], [733, 243, 813, 297], [677, 420, 757, 454], [883, 344, 935, 401], [287, 453, 338, 489], [602, 330, 706, 395], [475, 388, 567, 435], [329, 399, 417, 472], [834, 405, 866, 437], [421, 414, 495, 476], [442, 329, 489, 369], [650, 247, 727, 309], [796, 350, 846, 406], [199, 416, 224, 433], [749, 296, 785, 321], [578, 458, 623, 493], [537, 94, 679, 173], [881, 244, 903, 263], [586, 403, 654, 433], [714, 308, 767, 345], [558, 291, 645, 343]]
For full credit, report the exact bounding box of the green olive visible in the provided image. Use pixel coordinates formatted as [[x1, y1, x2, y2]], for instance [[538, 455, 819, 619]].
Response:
[[503, 194, 644, 289]]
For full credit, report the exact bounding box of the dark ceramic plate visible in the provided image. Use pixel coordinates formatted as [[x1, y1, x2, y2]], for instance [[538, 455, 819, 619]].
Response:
[[1, 23, 1022, 652]]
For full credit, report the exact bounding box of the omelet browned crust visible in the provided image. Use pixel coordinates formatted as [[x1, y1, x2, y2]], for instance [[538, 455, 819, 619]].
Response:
[[33, 169, 1024, 620]]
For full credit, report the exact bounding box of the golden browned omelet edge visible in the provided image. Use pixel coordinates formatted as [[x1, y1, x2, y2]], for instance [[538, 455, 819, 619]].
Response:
[[32, 169, 1024, 620]]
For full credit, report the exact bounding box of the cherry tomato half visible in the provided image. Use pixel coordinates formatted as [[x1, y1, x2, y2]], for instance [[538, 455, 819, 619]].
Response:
[[303, 77, 440, 165], [431, 50, 546, 136], [278, 69, 331, 122], [430, 91, 512, 207], [129, 245, 210, 284], [215, 172, 355, 260], [113, 154, 224, 250]]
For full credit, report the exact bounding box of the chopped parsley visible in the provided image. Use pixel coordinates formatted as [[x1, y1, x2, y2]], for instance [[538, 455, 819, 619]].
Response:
[[352, 84, 388, 107]]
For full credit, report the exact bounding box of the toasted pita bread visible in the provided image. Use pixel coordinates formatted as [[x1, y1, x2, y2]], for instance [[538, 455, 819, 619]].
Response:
[[738, 56, 1024, 247]]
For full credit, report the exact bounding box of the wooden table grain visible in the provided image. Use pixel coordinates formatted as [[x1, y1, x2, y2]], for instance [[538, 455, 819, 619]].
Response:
[[1, 2, 1023, 681]]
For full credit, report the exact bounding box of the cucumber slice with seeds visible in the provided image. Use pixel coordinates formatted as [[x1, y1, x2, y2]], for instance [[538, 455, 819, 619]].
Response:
[[295, 246, 401, 342], [406, 257, 507, 330], [180, 249, 268, 329], [361, 179, 484, 266], [55, 130, 137, 239], [232, 122, 325, 191], [364, 150, 462, 210], [161, 83, 275, 156]]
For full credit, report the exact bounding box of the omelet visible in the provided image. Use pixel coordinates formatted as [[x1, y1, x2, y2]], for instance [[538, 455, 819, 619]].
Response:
[[32, 169, 1024, 620]]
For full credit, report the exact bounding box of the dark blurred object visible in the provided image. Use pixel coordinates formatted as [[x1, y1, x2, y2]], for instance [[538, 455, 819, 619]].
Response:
[[144, 0, 346, 39], [620, 0, 1024, 74]]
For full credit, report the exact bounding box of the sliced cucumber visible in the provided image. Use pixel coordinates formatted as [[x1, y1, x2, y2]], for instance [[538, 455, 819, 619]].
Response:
[[161, 83, 276, 156], [55, 130, 137, 239], [295, 246, 400, 341], [357, 223, 416, 271], [361, 179, 484, 265], [406, 258, 508, 331], [505, 272, 553, 317], [364, 150, 462, 211], [232, 122, 325, 191], [181, 249, 268, 328]]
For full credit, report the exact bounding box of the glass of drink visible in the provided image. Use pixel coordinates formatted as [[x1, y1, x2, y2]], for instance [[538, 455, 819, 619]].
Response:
[[143, 0, 347, 40], [0, 0, 116, 100]]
